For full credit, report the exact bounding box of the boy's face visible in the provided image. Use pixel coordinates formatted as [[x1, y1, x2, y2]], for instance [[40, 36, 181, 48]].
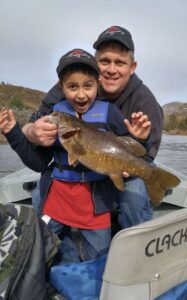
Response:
[[61, 71, 98, 114]]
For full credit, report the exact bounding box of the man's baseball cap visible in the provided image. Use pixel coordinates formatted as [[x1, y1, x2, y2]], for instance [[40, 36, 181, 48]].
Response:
[[93, 26, 134, 51], [56, 49, 100, 78]]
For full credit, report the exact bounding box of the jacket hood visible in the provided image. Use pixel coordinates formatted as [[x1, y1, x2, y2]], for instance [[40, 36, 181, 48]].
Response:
[[115, 73, 142, 109]]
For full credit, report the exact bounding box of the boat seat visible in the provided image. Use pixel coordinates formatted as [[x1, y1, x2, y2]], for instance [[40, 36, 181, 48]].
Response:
[[100, 208, 187, 300]]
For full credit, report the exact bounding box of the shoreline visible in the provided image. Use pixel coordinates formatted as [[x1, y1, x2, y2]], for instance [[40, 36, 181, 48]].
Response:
[[1, 131, 187, 145], [0, 135, 8, 144], [162, 130, 187, 136]]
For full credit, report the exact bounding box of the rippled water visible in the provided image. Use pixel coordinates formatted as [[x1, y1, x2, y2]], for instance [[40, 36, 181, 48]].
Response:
[[0, 134, 187, 178], [0, 144, 25, 178], [155, 134, 187, 176]]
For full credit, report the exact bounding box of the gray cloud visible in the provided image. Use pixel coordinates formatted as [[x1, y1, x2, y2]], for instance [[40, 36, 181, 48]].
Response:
[[0, 0, 187, 105]]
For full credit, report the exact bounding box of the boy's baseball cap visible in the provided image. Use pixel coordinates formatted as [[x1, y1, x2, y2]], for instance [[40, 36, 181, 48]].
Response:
[[56, 49, 100, 78], [93, 26, 134, 51]]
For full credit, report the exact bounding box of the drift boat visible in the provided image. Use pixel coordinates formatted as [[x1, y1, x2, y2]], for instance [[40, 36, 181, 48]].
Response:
[[0, 166, 187, 300]]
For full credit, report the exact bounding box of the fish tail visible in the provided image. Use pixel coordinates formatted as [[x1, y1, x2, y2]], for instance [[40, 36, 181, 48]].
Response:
[[145, 167, 181, 207]]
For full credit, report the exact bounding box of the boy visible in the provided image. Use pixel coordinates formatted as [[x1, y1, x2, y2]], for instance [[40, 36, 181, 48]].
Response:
[[0, 49, 151, 263]]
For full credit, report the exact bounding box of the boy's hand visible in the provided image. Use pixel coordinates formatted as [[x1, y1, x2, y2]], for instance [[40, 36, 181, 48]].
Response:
[[22, 116, 58, 146], [124, 112, 151, 140], [0, 108, 16, 134]]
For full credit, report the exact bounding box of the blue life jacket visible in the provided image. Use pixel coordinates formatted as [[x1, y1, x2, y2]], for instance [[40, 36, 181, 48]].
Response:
[[52, 100, 109, 182]]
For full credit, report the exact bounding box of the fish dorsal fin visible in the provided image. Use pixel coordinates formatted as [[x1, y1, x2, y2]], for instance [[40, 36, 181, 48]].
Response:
[[110, 174, 125, 191], [117, 136, 146, 157]]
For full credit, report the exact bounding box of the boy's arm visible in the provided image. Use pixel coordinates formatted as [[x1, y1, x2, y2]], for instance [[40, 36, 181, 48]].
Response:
[[5, 122, 53, 172], [0, 108, 16, 134], [0, 109, 53, 170]]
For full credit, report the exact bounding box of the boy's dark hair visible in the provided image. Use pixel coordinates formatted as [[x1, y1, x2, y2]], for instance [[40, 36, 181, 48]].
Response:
[[59, 63, 99, 82]]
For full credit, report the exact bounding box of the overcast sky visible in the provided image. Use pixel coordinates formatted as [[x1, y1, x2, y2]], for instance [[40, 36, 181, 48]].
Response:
[[0, 0, 187, 106]]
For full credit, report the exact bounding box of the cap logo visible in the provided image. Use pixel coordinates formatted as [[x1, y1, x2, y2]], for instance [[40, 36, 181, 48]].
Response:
[[67, 49, 90, 59], [104, 26, 124, 36]]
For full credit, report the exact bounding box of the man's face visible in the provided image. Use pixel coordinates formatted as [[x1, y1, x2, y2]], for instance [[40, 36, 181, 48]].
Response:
[[96, 43, 137, 100]]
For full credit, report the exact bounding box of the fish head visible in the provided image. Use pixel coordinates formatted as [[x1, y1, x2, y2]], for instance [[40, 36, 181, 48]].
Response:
[[49, 110, 86, 165], [58, 126, 80, 143], [49, 110, 76, 126], [49, 110, 81, 142]]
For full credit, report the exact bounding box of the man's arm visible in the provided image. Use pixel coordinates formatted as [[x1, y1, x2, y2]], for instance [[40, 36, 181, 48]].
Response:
[[134, 90, 163, 161], [23, 83, 64, 146], [119, 80, 164, 161], [22, 117, 58, 146], [33, 83, 64, 117]]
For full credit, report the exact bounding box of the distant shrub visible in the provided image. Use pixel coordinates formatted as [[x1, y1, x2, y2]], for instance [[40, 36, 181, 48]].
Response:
[[178, 117, 187, 130], [10, 94, 24, 110], [164, 115, 187, 131], [13, 108, 33, 127], [163, 114, 178, 131]]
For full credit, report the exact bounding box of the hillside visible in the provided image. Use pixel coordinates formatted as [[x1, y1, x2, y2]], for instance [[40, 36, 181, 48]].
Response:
[[0, 82, 46, 110], [163, 102, 187, 134], [0, 82, 46, 142], [0, 82, 187, 143], [0, 82, 46, 126], [163, 102, 187, 117]]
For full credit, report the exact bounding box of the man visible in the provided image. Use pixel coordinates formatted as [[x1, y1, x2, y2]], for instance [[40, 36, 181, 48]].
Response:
[[93, 26, 164, 227], [23, 25, 163, 228]]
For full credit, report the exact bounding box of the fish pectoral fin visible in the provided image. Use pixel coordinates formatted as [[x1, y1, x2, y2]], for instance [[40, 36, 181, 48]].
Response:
[[71, 141, 86, 156], [68, 153, 78, 166], [110, 175, 125, 191], [68, 140, 86, 165], [117, 136, 146, 157]]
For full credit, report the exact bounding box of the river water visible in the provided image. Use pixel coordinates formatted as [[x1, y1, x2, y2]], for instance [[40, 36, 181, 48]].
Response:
[[0, 134, 187, 178], [155, 134, 187, 177]]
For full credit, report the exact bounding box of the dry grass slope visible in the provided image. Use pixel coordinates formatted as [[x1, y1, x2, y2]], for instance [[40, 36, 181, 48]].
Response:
[[0, 82, 46, 110], [0, 82, 46, 143]]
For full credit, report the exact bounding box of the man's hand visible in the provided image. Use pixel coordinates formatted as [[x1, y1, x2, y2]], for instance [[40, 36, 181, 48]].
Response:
[[22, 115, 58, 146], [124, 112, 151, 140], [0, 108, 16, 134]]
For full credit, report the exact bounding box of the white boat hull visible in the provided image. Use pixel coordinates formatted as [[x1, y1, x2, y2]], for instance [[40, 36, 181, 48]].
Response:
[[0, 166, 186, 209], [0, 167, 40, 204]]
